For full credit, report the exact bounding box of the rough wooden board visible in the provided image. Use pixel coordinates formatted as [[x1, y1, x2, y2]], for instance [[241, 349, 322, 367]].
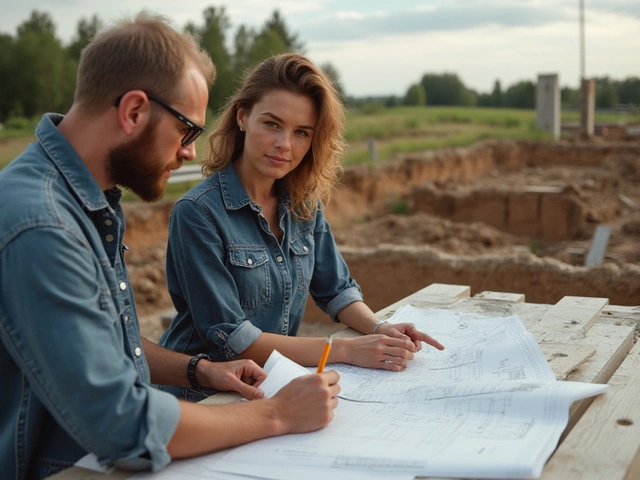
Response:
[[421, 283, 471, 298], [563, 323, 635, 438], [602, 305, 640, 317], [541, 341, 640, 480], [529, 295, 609, 344], [474, 291, 526, 303], [439, 297, 519, 318], [600, 305, 640, 328], [539, 343, 596, 380], [375, 296, 463, 321], [375, 283, 471, 320], [565, 324, 635, 385], [514, 303, 553, 330]]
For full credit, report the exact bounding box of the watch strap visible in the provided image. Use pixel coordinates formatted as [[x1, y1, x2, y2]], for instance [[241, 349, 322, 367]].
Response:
[[187, 353, 211, 391]]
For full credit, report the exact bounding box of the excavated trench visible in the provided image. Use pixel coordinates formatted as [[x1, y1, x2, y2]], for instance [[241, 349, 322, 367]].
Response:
[[121, 138, 640, 337]]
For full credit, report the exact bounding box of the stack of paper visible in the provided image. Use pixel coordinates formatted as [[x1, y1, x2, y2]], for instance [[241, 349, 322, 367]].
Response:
[[134, 306, 608, 480]]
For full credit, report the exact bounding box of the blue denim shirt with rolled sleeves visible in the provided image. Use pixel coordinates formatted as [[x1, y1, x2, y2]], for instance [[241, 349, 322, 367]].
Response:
[[0, 114, 180, 480], [159, 162, 362, 399]]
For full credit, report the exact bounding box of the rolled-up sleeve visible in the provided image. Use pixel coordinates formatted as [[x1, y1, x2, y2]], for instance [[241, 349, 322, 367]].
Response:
[[167, 199, 259, 360], [0, 227, 180, 471], [309, 208, 364, 322]]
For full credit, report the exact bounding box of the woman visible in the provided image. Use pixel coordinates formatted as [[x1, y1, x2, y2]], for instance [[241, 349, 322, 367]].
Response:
[[159, 53, 443, 400]]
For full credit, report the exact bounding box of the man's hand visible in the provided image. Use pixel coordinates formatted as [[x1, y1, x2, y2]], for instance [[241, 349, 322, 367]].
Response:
[[197, 359, 267, 400], [271, 371, 340, 434]]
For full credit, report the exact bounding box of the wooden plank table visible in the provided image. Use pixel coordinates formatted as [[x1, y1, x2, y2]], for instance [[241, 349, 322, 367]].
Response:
[[50, 283, 640, 480]]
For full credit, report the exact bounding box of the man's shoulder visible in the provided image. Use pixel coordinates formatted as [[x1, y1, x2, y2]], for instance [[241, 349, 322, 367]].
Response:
[[0, 148, 82, 248]]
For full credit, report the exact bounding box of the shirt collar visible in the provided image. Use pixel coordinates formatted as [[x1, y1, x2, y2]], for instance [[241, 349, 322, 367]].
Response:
[[219, 162, 256, 211], [219, 162, 291, 212], [36, 113, 118, 212]]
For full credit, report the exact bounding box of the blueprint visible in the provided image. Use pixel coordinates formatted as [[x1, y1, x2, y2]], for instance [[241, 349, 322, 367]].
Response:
[[133, 306, 608, 480], [331, 306, 557, 403]]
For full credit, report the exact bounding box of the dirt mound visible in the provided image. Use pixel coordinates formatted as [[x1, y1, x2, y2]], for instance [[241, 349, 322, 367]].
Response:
[[121, 138, 640, 339], [334, 212, 527, 255]]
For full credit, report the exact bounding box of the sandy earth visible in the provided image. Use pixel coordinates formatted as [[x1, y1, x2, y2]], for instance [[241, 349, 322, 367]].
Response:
[[128, 138, 640, 343]]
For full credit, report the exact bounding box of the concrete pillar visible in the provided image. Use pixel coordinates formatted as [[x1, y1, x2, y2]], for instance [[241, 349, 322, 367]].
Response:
[[580, 79, 595, 138], [536, 74, 560, 140]]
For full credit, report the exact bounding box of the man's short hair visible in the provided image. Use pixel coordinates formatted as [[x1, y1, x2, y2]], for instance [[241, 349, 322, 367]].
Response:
[[75, 11, 215, 113]]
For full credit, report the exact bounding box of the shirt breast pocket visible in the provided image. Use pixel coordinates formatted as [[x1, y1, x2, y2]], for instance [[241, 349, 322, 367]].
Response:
[[290, 235, 315, 291], [228, 246, 271, 307]]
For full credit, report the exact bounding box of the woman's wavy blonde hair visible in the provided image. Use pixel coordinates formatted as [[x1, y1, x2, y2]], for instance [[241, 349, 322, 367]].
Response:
[[202, 53, 346, 220]]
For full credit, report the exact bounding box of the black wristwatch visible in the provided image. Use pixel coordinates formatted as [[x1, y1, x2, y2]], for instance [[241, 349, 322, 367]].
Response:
[[187, 353, 211, 391]]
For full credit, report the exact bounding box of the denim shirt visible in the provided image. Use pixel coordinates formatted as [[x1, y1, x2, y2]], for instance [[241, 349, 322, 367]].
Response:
[[0, 114, 180, 480], [159, 163, 361, 399]]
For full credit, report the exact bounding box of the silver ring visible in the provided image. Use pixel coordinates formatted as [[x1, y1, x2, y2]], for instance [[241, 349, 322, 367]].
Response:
[[384, 359, 393, 364]]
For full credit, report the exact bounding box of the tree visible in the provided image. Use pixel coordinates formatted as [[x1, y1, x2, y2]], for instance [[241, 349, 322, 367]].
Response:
[[320, 62, 345, 101], [12, 11, 72, 116], [561, 87, 578, 108], [503, 81, 535, 109], [595, 77, 618, 108], [262, 10, 304, 52], [0, 34, 15, 121], [67, 15, 103, 62], [616, 77, 640, 105], [404, 83, 426, 106], [246, 29, 288, 68], [419, 73, 474, 106], [191, 7, 234, 112], [230, 11, 302, 81], [490, 80, 503, 107], [233, 25, 255, 76]]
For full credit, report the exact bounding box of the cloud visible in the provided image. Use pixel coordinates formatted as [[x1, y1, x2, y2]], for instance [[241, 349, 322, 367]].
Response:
[[301, 4, 573, 42], [589, 0, 640, 19]]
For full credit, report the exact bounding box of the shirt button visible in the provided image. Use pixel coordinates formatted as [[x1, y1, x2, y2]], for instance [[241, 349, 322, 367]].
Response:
[[247, 258, 253, 265], [285, 297, 290, 303], [276, 256, 283, 263], [134, 347, 142, 357], [119, 282, 127, 291], [105, 234, 114, 242], [302, 246, 308, 252], [104, 219, 113, 226], [124, 315, 130, 322]]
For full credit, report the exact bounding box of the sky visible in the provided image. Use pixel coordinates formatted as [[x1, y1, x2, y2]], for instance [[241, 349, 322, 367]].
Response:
[[2, 0, 639, 97]]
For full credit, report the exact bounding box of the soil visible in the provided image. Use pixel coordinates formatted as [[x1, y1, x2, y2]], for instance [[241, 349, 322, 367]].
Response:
[[124, 138, 640, 342]]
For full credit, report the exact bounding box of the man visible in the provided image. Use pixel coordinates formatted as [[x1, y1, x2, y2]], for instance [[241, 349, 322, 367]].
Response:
[[0, 13, 339, 480]]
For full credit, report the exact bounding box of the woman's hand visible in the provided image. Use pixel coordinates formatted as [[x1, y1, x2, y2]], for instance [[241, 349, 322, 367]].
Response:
[[377, 322, 445, 352], [337, 334, 417, 371], [197, 359, 268, 400]]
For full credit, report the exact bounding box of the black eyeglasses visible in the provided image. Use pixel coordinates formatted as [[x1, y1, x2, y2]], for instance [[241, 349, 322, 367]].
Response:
[[114, 93, 204, 148]]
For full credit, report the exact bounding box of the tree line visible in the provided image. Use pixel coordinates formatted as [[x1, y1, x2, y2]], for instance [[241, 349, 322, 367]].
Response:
[[0, 8, 345, 124], [396, 74, 640, 110], [1, 8, 638, 124]]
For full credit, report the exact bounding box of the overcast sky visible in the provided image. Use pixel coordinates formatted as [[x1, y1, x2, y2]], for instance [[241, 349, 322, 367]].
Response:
[[2, 0, 638, 97]]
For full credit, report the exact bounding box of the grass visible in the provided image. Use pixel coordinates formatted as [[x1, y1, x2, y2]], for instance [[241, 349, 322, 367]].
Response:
[[342, 107, 548, 166], [2, 106, 638, 200]]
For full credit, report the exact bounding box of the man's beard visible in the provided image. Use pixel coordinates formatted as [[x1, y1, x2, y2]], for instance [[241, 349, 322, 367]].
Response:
[[107, 119, 178, 202]]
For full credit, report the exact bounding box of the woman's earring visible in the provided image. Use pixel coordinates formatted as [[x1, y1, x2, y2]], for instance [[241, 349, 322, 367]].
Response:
[[239, 125, 244, 132]]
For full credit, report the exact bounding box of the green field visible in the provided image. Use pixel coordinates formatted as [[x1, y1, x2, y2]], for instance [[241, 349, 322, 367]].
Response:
[[2, 106, 639, 188]]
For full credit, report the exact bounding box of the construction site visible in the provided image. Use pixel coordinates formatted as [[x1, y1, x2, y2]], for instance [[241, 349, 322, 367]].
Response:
[[121, 133, 640, 341]]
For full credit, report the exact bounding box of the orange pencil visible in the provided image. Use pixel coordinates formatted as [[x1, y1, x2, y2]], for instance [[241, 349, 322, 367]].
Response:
[[316, 337, 332, 373]]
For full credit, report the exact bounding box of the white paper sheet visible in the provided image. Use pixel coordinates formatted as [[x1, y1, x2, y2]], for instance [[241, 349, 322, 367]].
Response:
[[133, 306, 609, 480]]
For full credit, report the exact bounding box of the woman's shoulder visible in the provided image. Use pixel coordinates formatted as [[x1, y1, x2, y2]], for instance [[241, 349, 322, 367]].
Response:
[[178, 171, 223, 204]]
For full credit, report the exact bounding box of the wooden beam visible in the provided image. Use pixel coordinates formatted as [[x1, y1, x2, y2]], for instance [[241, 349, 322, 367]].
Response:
[[542, 341, 640, 479], [529, 296, 609, 344], [474, 291, 526, 303]]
